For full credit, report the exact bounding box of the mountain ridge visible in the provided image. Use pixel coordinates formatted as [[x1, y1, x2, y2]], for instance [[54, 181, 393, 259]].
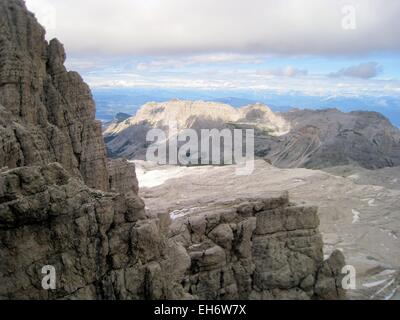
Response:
[[104, 100, 400, 169]]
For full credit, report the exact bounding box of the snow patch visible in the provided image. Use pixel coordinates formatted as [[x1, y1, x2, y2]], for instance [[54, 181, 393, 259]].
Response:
[[376, 269, 397, 277], [136, 166, 192, 188], [362, 279, 388, 288]]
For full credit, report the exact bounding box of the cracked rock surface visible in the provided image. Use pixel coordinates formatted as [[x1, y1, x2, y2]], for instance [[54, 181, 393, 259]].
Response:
[[0, 0, 108, 190], [0, 165, 345, 299]]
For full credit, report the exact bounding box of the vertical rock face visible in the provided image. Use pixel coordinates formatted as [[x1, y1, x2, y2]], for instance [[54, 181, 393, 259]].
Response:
[[0, 0, 108, 190], [0, 163, 150, 299], [0, 0, 346, 300], [108, 159, 139, 196]]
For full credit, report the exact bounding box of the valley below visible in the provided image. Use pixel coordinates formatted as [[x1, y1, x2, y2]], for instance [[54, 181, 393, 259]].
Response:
[[134, 160, 400, 300]]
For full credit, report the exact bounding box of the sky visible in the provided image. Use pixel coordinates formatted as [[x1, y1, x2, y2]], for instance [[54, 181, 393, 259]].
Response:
[[25, 0, 400, 98]]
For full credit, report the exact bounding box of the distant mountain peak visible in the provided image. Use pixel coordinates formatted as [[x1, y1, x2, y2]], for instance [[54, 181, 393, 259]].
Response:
[[104, 100, 400, 170], [104, 100, 291, 138]]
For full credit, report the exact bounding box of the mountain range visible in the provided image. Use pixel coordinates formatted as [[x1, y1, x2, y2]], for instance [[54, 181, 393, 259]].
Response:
[[104, 100, 400, 170], [93, 88, 400, 128]]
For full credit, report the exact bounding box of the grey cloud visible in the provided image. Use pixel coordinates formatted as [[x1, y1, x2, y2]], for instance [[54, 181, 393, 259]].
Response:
[[26, 0, 400, 56], [329, 62, 382, 79]]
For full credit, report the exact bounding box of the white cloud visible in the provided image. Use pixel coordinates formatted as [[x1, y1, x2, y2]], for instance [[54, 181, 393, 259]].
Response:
[[256, 66, 308, 77], [25, 0, 400, 56], [329, 62, 382, 79], [82, 66, 400, 98], [136, 54, 263, 71]]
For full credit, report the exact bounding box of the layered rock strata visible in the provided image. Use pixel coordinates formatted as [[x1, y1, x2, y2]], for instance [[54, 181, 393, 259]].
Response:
[[164, 195, 346, 300], [0, 0, 108, 190]]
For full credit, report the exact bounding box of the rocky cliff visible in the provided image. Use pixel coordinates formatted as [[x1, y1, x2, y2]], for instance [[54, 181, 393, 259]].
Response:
[[0, 0, 108, 190], [0, 0, 345, 300], [0, 167, 345, 300], [165, 195, 346, 300]]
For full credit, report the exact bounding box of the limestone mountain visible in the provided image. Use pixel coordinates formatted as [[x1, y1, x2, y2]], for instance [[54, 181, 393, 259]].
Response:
[[268, 109, 400, 169], [104, 100, 290, 159], [0, 3, 108, 190], [104, 101, 400, 170]]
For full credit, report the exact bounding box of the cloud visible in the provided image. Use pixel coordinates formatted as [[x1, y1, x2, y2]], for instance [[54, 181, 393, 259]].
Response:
[[136, 54, 263, 71], [329, 62, 382, 79], [25, 0, 400, 56], [257, 66, 308, 77], [81, 62, 400, 98]]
